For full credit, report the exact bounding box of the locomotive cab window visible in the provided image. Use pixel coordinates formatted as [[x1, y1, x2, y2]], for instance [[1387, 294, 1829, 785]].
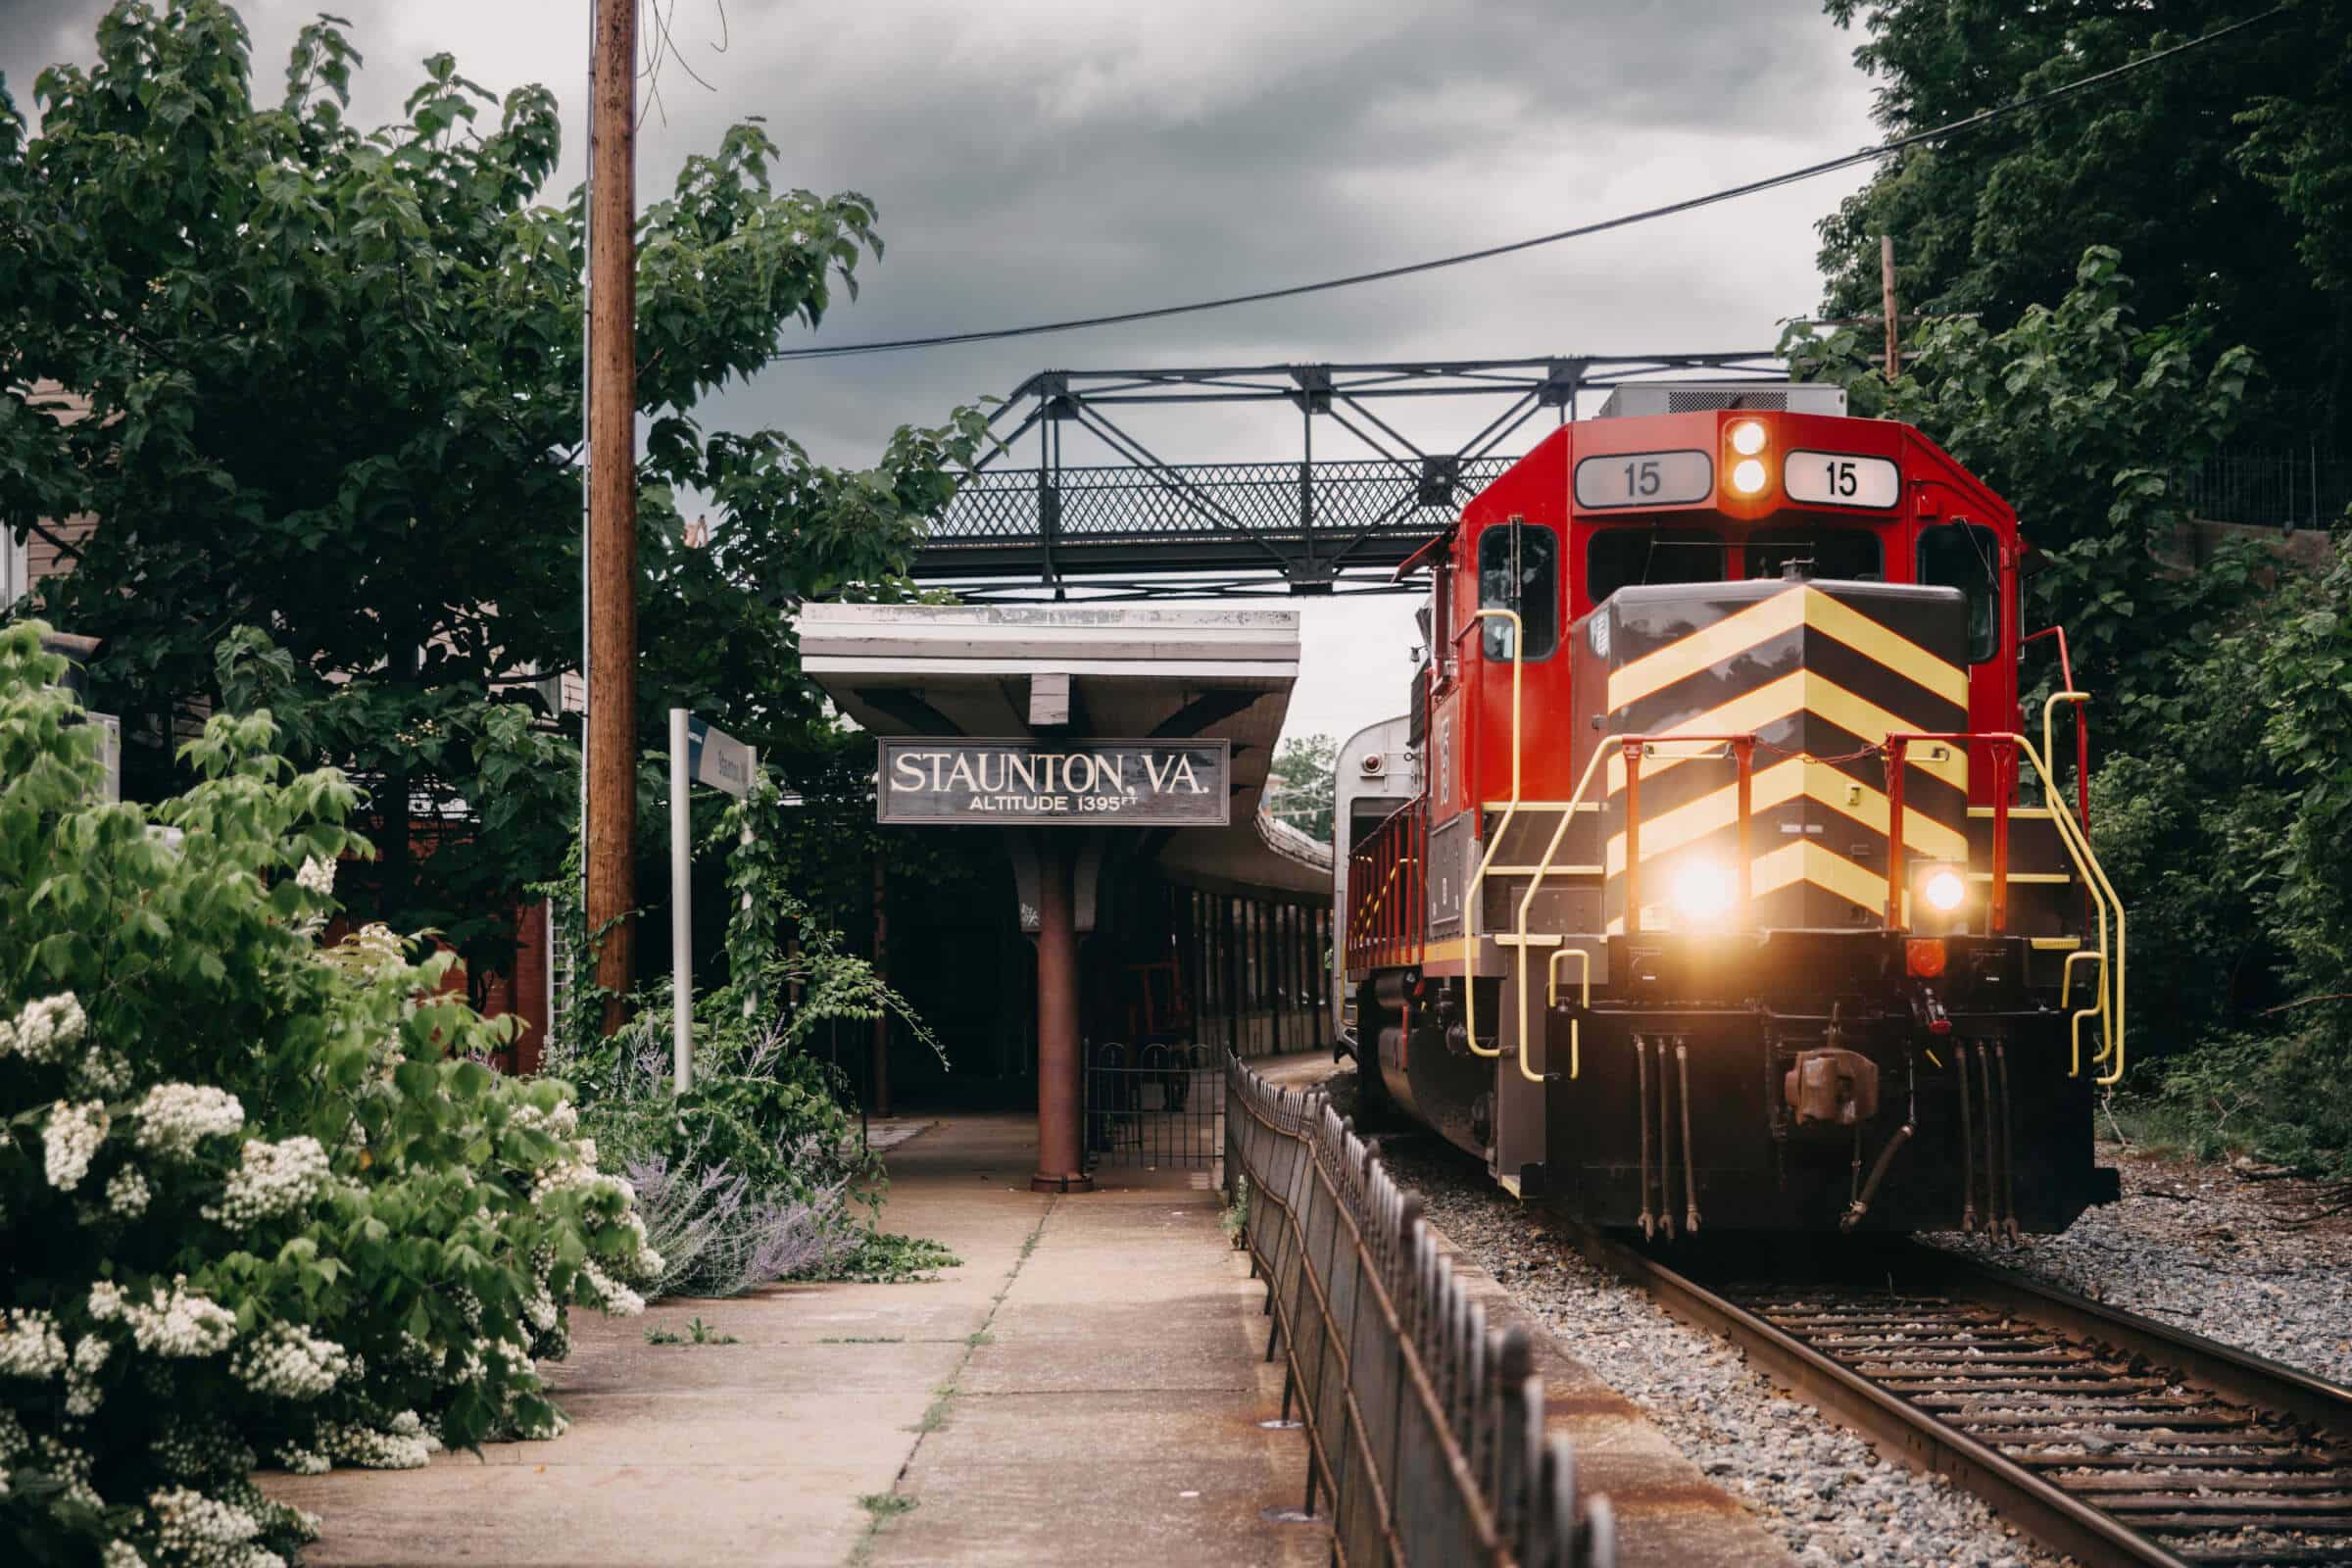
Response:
[[1917, 521, 2002, 662], [1745, 525, 1883, 582], [1478, 519, 1558, 661], [1586, 526, 1726, 608]]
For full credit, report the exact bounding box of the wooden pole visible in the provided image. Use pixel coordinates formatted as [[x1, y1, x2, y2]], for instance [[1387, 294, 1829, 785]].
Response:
[[1880, 234, 1900, 387], [587, 0, 639, 1031]]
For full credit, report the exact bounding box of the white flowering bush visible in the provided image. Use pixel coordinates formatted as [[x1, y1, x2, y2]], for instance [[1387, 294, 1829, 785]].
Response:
[[0, 623, 656, 1565]]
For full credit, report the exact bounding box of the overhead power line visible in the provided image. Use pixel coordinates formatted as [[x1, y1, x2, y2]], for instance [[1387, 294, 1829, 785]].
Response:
[[768, 7, 2284, 366]]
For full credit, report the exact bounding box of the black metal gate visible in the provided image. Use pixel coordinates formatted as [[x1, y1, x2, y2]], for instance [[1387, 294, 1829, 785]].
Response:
[[1084, 1040, 1222, 1169]]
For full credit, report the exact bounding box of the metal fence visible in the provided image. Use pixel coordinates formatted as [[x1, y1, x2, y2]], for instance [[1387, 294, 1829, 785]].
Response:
[[2182, 447, 2346, 530], [1085, 1041, 1223, 1169], [1224, 1056, 1614, 1568]]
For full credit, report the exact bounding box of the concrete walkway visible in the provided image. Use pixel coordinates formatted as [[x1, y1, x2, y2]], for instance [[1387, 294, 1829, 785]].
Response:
[[265, 1115, 1321, 1568]]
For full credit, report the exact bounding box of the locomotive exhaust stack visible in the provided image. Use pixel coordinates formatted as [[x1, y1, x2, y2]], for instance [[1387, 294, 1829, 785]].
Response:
[[1335, 384, 2125, 1236]]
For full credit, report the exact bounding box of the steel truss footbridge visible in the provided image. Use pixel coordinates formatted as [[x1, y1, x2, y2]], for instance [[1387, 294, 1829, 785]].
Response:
[[917, 352, 1784, 601]]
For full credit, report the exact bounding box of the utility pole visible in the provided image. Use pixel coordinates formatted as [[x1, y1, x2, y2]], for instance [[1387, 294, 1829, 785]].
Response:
[[1880, 234, 1900, 387], [586, 0, 639, 1031]]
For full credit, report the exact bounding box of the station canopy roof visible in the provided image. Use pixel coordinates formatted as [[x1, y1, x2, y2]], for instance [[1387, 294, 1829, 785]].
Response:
[[795, 604, 1328, 897]]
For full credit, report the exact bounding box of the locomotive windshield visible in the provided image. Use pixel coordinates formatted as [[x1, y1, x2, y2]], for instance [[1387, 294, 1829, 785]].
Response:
[[1586, 526, 1726, 606], [1745, 525, 1883, 582], [1478, 520, 1559, 660]]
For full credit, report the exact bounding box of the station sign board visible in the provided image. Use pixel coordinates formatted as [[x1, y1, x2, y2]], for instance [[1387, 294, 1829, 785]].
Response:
[[878, 738, 1231, 826], [685, 715, 756, 798]]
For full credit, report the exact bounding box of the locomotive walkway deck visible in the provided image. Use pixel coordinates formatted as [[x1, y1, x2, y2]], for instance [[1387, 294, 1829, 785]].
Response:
[[263, 1114, 1322, 1568]]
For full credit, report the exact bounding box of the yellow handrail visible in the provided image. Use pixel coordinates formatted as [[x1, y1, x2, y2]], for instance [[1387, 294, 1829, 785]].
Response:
[[1497, 733, 1624, 1084], [1458, 608, 1523, 1060], [2042, 690, 2090, 826], [1545, 947, 1592, 1080], [2007, 733, 2127, 1085]]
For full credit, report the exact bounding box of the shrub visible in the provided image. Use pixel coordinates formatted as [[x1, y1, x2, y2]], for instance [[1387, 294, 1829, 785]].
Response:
[[0, 622, 654, 1567]]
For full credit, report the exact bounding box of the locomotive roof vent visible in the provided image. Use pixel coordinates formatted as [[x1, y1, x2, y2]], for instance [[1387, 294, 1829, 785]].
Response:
[[1593, 381, 1847, 418]]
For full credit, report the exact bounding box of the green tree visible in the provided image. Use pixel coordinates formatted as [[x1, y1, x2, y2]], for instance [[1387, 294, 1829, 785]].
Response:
[[0, 3, 984, 993], [1816, 0, 2351, 442], [1267, 732, 1339, 844]]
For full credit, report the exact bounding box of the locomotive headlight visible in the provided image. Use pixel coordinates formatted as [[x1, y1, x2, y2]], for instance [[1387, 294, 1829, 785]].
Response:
[[1670, 858, 1737, 923], [1731, 458, 1769, 495], [1729, 418, 1768, 456], [1922, 867, 1967, 913]]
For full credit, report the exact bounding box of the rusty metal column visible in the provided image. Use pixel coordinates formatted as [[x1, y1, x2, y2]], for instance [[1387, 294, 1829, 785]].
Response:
[[1032, 831, 1092, 1193]]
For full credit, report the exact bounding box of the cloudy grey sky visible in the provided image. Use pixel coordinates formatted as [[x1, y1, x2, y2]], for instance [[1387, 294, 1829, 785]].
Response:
[[0, 0, 1882, 752]]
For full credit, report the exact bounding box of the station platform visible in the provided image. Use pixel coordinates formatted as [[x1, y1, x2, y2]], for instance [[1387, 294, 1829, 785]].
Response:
[[265, 1114, 1322, 1568]]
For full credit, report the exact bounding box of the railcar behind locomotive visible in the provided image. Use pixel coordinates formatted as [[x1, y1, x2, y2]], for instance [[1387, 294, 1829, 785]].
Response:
[[1332, 381, 2125, 1236]]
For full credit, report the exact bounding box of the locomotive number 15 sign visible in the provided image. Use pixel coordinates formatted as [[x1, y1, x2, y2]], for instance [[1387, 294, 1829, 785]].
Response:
[[877, 738, 1231, 826]]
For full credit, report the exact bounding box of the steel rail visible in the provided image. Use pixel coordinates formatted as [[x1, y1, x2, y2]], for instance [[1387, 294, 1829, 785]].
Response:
[[1569, 1228, 2352, 1568]]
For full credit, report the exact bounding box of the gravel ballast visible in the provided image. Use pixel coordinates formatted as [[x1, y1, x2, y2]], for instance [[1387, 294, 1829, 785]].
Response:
[[1929, 1146, 2352, 1386], [1376, 1130, 2065, 1568]]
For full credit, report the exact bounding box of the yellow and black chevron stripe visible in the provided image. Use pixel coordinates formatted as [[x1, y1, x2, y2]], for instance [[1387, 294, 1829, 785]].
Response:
[[1593, 581, 1970, 935]]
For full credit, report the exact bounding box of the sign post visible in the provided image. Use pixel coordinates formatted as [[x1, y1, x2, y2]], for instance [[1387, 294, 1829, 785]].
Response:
[[670, 710, 756, 1095]]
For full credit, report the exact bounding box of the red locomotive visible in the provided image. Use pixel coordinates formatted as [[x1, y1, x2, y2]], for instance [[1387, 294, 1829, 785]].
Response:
[[1335, 382, 2124, 1235]]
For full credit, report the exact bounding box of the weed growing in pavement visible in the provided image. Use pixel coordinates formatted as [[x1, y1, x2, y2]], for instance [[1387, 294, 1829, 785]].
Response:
[[1220, 1175, 1250, 1248], [850, 1491, 918, 1565], [644, 1317, 740, 1347], [911, 1386, 956, 1435], [814, 1231, 960, 1283]]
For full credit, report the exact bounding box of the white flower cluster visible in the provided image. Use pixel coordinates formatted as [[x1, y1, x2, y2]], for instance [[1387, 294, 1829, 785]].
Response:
[[530, 1137, 612, 1200], [108, 1166, 153, 1218], [273, 1443, 330, 1476], [0, 1309, 67, 1380], [203, 1137, 329, 1229], [577, 1259, 645, 1317], [89, 1277, 238, 1359], [347, 923, 406, 967], [321, 1410, 439, 1470], [231, 1324, 349, 1400], [294, 856, 337, 897], [507, 1099, 579, 1141], [132, 1084, 246, 1158], [102, 1542, 149, 1568], [522, 1282, 560, 1334], [68, 1333, 112, 1416], [44, 1099, 111, 1191], [147, 1486, 284, 1568], [0, 991, 87, 1063], [72, 1045, 135, 1098]]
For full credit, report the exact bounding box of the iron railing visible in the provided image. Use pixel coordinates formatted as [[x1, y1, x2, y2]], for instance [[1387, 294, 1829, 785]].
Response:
[[913, 355, 1783, 599], [1224, 1056, 1614, 1568], [1085, 1041, 1222, 1169]]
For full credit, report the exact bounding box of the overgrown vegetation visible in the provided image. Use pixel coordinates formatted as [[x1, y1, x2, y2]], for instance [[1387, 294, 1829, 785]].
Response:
[[537, 773, 959, 1300], [0, 625, 657, 1566]]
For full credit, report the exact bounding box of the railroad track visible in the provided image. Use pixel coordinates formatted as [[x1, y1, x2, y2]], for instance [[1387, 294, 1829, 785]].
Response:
[[1571, 1229, 2352, 1568]]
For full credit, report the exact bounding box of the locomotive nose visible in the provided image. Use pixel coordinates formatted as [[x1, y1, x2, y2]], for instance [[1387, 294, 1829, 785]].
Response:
[[1587, 575, 1973, 936]]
